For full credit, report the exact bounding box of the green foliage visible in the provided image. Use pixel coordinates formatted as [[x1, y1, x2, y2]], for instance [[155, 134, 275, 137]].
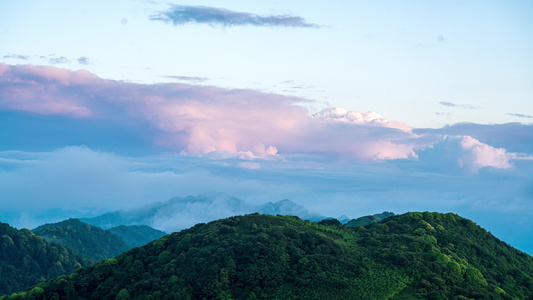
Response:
[[345, 211, 395, 227], [5, 212, 533, 300], [115, 288, 131, 300], [32, 219, 130, 264], [0, 222, 88, 296], [108, 225, 167, 248]]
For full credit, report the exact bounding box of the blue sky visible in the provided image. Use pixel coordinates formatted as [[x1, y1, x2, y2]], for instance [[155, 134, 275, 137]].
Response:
[[1, 1, 533, 253]]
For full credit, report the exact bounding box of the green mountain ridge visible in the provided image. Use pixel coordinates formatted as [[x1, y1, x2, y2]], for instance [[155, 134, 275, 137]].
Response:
[[4, 212, 533, 299], [32, 219, 131, 264], [0, 219, 169, 296], [345, 211, 395, 227], [107, 225, 167, 248], [0, 222, 89, 296]]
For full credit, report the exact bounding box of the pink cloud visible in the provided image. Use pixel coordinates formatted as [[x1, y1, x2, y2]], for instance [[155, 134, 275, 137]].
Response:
[[0, 64, 437, 161], [0, 63, 93, 117]]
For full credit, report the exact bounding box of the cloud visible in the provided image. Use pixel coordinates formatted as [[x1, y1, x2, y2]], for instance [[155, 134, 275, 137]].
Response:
[[49, 57, 70, 64], [162, 75, 208, 83], [149, 5, 322, 28], [314, 107, 412, 131], [415, 122, 533, 155], [0, 147, 185, 214], [3, 54, 29, 60], [1, 63, 529, 179], [77, 57, 91, 65], [417, 136, 512, 173], [508, 113, 533, 119], [458, 136, 511, 172], [0, 63, 423, 161], [1, 145, 532, 254], [438, 101, 480, 109], [0, 64, 96, 117]]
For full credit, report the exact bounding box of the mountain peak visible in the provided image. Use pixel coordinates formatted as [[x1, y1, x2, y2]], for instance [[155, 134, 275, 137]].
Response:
[[257, 199, 324, 221]]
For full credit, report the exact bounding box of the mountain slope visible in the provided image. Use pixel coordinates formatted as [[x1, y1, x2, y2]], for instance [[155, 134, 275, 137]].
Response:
[[32, 219, 130, 264], [6, 212, 533, 299], [345, 211, 395, 227], [0, 222, 88, 296], [108, 225, 167, 248]]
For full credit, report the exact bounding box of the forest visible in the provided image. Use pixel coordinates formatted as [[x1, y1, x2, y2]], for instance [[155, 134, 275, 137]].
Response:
[[2, 212, 532, 299], [0, 219, 166, 296]]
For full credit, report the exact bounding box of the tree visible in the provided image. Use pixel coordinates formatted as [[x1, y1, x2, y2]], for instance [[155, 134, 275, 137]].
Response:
[[115, 288, 131, 300]]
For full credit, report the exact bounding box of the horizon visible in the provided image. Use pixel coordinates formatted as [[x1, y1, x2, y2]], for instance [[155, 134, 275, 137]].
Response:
[[1, 1, 532, 255]]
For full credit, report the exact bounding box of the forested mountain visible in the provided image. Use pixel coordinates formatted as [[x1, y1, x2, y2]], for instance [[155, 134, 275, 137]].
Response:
[[0, 222, 88, 296], [345, 211, 395, 227], [5, 212, 533, 299], [108, 225, 167, 248], [32, 219, 130, 264]]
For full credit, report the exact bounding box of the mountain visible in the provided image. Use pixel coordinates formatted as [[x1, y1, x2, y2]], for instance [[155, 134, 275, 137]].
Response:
[[7, 212, 533, 299], [345, 211, 395, 227], [32, 219, 130, 264], [82, 193, 324, 232], [108, 225, 167, 248], [337, 215, 351, 224], [0, 221, 88, 296], [257, 199, 325, 221], [81, 192, 252, 232]]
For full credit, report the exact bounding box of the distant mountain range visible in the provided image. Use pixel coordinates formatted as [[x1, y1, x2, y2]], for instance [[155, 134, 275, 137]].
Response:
[[81, 192, 327, 232]]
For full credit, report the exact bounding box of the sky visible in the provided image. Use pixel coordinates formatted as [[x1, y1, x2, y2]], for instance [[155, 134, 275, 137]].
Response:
[[1, 1, 533, 253]]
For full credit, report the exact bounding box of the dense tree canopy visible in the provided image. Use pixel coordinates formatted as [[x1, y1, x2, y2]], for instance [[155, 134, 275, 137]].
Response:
[[0, 222, 87, 296], [108, 225, 167, 248], [344, 211, 394, 227], [32, 219, 130, 264], [3, 212, 533, 299]]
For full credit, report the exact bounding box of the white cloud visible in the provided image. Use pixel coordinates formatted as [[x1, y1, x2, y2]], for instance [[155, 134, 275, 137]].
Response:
[[417, 136, 513, 174], [459, 136, 512, 172], [313, 107, 412, 132]]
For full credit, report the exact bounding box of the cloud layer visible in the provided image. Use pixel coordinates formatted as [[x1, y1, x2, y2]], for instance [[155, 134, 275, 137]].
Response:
[[150, 5, 321, 28], [0, 145, 531, 253], [0, 64, 425, 161]]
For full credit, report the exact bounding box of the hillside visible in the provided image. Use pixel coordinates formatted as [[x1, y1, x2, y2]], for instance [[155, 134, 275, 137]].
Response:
[[345, 211, 395, 227], [32, 219, 130, 264], [4, 212, 533, 299], [0, 222, 88, 296], [108, 225, 167, 248]]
